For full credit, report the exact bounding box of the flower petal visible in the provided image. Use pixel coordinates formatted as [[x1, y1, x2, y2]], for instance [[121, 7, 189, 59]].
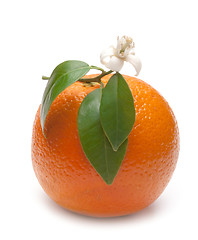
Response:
[[125, 54, 142, 76], [100, 46, 115, 65], [103, 56, 124, 72]]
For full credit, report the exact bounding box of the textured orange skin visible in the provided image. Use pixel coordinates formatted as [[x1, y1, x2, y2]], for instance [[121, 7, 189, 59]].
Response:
[[31, 74, 179, 217]]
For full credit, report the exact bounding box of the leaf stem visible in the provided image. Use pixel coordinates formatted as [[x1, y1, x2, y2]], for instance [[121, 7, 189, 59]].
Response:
[[42, 76, 50, 80], [90, 65, 105, 73], [79, 70, 113, 83], [42, 66, 113, 84]]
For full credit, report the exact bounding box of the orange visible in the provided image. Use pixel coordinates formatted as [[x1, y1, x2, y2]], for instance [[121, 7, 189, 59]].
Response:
[[31, 74, 179, 217]]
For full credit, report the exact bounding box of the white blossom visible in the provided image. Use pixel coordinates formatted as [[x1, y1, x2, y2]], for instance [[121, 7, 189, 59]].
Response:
[[100, 36, 142, 75]]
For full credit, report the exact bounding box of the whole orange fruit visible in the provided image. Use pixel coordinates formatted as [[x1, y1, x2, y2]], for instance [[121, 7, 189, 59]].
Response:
[[31, 74, 179, 217]]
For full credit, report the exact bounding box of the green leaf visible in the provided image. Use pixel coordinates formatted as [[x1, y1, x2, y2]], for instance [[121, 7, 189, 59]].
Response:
[[100, 73, 135, 151], [77, 88, 128, 185], [40, 60, 90, 136]]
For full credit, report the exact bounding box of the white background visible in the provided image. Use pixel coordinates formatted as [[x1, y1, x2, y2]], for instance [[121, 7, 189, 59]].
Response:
[[0, 0, 198, 239]]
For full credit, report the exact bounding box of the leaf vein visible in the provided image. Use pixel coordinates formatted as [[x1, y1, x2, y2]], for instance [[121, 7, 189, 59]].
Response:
[[103, 135, 110, 182], [115, 76, 118, 149]]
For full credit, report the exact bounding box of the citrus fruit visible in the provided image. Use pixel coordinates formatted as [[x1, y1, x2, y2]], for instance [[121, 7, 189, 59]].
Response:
[[31, 74, 179, 217]]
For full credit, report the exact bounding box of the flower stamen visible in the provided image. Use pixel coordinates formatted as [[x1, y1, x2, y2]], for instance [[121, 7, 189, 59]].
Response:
[[116, 36, 134, 58]]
